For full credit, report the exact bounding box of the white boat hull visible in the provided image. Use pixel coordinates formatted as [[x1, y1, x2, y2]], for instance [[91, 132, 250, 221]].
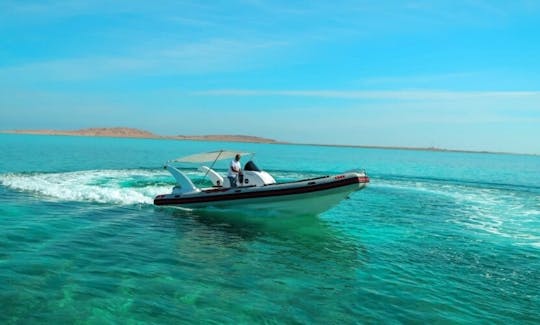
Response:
[[200, 183, 364, 215], [154, 172, 369, 216]]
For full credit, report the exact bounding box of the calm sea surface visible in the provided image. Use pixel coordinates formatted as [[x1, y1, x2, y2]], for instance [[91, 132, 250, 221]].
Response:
[[1, 134, 539, 323]]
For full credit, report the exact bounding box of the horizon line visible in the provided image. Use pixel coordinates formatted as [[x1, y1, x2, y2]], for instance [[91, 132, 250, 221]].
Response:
[[1, 128, 537, 157]]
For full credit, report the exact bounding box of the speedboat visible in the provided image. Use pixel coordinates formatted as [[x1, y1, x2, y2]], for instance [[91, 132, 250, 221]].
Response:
[[154, 150, 369, 215]]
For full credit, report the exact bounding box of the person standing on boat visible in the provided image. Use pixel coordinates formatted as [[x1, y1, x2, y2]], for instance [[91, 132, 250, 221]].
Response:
[[228, 154, 242, 187]]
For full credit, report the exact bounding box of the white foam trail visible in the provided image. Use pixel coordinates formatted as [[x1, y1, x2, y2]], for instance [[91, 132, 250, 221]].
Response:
[[375, 178, 540, 249], [0, 168, 317, 206], [0, 169, 173, 205]]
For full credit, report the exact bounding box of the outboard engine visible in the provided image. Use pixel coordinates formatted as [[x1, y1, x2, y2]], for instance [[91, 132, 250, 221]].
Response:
[[242, 160, 276, 186]]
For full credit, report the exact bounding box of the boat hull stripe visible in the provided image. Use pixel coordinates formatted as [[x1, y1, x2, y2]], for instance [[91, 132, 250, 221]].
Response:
[[154, 176, 369, 206]]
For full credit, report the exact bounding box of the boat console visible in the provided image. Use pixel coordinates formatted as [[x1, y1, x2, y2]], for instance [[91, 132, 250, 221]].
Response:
[[200, 160, 276, 188]]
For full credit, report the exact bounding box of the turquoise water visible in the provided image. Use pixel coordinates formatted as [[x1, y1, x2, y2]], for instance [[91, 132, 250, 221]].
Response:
[[1, 134, 539, 323]]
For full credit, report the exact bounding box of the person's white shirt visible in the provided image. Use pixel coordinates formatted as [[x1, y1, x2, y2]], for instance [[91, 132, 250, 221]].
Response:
[[228, 160, 241, 177]]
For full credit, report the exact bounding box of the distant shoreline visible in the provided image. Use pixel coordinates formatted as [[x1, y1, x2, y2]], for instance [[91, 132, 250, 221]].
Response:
[[1, 127, 533, 156], [1, 128, 280, 144]]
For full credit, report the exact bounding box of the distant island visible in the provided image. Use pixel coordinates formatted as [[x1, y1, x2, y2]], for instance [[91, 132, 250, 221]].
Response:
[[1, 127, 522, 155], [172, 134, 280, 143], [2, 127, 280, 144]]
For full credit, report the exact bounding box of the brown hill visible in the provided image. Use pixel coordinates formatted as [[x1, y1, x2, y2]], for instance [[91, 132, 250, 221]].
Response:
[[68, 127, 159, 138], [5, 127, 159, 138], [3, 128, 279, 143]]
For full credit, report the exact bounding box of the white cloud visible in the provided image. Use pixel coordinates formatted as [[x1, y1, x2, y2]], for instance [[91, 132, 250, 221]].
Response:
[[357, 72, 477, 86], [0, 38, 289, 81], [191, 89, 540, 101]]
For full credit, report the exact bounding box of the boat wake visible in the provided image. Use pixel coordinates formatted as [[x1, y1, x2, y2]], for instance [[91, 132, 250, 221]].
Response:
[[2, 168, 538, 248], [0, 169, 174, 205], [0, 168, 327, 206], [370, 176, 540, 249]]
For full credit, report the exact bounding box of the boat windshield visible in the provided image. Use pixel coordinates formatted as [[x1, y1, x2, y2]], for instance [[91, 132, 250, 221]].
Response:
[[244, 160, 261, 171]]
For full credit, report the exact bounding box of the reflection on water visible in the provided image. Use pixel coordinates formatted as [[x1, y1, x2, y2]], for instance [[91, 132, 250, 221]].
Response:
[[147, 206, 371, 323], [160, 206, 368, 268]]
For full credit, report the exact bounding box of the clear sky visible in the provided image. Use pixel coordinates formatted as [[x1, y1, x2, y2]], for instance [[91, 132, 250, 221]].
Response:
[[1, 1, 539, 154]]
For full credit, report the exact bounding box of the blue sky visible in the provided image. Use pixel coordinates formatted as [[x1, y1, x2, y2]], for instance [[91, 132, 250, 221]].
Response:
[[1, 0, 539, 154]]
